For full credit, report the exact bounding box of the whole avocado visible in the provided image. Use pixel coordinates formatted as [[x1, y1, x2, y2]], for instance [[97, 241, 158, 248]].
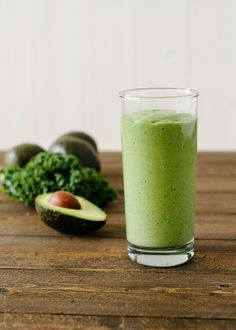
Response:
[[4, 143, 45, 167], [49, 137, 101, 172], [56, 131, 98, 152]]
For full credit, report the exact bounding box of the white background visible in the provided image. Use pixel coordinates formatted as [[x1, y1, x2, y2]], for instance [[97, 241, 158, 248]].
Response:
[[0, 0, 235, 151]]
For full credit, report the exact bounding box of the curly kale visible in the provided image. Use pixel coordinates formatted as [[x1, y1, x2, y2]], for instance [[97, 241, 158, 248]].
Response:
[[0, 152, 117, 207]]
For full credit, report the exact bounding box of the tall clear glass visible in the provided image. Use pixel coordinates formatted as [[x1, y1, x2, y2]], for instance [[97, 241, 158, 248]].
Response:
[[120, 88, 199, 267]]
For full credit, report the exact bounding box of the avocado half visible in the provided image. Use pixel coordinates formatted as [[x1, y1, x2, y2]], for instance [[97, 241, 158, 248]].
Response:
[[35, 193, 107, 234]]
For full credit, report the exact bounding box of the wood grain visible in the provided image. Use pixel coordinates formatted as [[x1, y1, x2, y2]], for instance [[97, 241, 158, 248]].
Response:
[[0, 268, 235, 318], [0, 237, 235, 274], [0, 211, 236, 240], [0, 152, 236, 329], [1, 314, 235, 330], [101, 152, 236, 177], [0, 291, 235, 319]]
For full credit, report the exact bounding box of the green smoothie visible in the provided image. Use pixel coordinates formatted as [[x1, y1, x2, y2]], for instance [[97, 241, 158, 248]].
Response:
[[122, 110, 197, 248]]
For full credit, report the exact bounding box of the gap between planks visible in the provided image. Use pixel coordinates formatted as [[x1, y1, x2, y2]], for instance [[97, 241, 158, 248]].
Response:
[[0, 234, 234, 241], [0, 312, 236, 320]]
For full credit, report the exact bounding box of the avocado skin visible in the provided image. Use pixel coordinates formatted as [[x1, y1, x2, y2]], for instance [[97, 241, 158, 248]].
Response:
[[57, 131, 98, 152], [36, 204, 106, 234], [4, 143, 45, 167], [49, 137, 101, 172]]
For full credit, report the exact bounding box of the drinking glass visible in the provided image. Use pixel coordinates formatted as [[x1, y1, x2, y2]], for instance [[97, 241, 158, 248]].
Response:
[[120, 88, 199, 267]]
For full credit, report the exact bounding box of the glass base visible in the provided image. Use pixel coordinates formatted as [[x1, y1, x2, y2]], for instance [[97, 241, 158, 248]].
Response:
[[127, 240, 194, 267]]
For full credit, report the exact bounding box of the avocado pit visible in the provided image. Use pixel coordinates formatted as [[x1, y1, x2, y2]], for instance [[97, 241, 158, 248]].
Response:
[[48, 191, 81, 209]]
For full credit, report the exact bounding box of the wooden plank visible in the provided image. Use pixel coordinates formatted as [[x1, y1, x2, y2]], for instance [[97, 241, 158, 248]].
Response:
[[0, 268, 235, 318], [1, 150, 236, 164], [124, 318, 236, 330], [0, 314, 235, 330], [197, 177, 236, 192], [0, 209, 235, 240], [0, 268, 235, 294], [102, 162, 236, 178], [102, 162, 236, 179], [197, 152, 236, 163], [100, 152, 236, 165], [195, 214, 236, 240], [0, 236, 234, 273], [101, 152, 236, 177], [103, 192, 236, 215], [0, 314, 122, 330], [105, 176, 236, 192], [102, 192, 236, 215], [3, 152, 236, 178], [104, 176, 236, 193], [3, 188, 236, 215], [196, 192, 236, 214]]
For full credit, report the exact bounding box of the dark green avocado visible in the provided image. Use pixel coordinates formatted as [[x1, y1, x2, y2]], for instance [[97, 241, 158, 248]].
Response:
[[49, 136, 100, 172], [35, 193, 107, 234], [56, 131, 98, 151], [4, 143, 45, 167]]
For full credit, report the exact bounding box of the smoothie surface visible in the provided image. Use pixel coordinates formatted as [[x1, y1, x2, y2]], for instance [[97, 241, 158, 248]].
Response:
[[122, 109, 197, 248]]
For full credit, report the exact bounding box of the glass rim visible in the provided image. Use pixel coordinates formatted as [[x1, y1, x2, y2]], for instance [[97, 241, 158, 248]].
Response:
[[119, 87, 199, 100]]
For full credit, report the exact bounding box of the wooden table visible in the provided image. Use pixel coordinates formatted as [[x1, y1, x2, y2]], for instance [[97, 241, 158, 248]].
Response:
[[0, 152, 235, 329]]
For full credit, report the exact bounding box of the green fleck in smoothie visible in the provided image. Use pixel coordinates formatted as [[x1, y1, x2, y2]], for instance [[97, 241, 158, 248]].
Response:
[[122, 110, 197, 248]]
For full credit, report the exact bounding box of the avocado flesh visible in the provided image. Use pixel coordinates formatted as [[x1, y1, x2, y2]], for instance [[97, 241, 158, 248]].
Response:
[[35, 193, 107, 234]]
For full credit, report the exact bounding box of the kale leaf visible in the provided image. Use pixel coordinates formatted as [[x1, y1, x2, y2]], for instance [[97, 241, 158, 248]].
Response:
[[0, 152, 117, 207]]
